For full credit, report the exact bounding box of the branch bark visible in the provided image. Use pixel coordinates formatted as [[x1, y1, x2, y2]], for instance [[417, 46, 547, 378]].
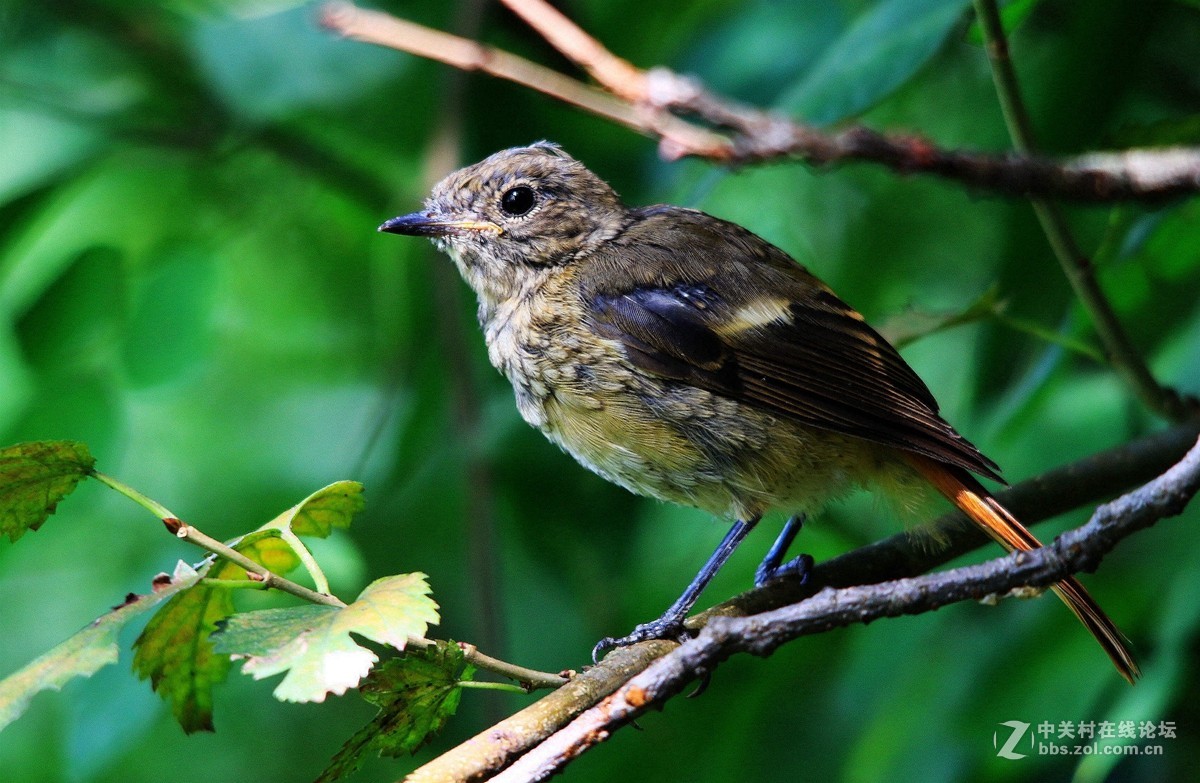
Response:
[[321, 1, 1200, 203], [492, 434, 1200, 781], [403, 421, 1200, 782]]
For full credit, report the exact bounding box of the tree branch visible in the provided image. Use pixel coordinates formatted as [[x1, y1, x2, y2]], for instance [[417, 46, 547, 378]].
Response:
[[971, 0, 1198, 422], [402, 421, 1200, 782], [321, 1, 1200, 203], [493, 435, 1200, 781], [317, 2, 729, 157]]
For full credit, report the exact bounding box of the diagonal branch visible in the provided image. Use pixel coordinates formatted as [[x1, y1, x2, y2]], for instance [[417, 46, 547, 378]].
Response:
[[401, 421, 1199, 782], [321, 2, 1200, 203], [317, 2, 730, 157], [493, 435, 1200, 781]]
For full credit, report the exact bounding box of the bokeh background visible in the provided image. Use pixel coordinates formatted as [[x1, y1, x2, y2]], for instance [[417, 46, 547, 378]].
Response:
[[2, 1, 1199, 781]]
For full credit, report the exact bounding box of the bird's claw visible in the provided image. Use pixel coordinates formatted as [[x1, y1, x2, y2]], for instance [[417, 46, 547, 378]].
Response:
[[754, 552, 813, 589], [591, 616, 693, 663]]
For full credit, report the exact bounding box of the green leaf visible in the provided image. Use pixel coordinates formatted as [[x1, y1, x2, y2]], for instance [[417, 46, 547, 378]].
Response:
[[131, 560, 239, 733], [0, 440, 95, 542], [779, 0, 971, 123], [316, 643, 471, 783], [214, 573, 438, 703], [231, 530, 304, 574], [0, 562, 204, 731], [266, 480, 365, 538], [130, 483, 368, 729]]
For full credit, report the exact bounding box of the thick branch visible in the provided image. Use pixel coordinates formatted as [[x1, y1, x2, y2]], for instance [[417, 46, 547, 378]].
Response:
[[403, 421, 1199, 782], [497, 436, 1200, 780]]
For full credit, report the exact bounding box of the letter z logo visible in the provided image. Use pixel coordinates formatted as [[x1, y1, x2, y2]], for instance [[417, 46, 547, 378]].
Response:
[[994, 720, 1031, 759]]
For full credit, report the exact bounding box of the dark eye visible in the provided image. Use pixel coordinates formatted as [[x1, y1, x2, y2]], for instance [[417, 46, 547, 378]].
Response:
[[500, 186, 536, 217]]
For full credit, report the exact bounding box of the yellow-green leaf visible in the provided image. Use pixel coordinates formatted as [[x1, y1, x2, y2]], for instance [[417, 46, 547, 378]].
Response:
[[0, 562, 203, 731], [0, 440, 94, 542], [338, 573, 439, 650], [265, 480, 364, 538], [214, 604, 374, 703], [214, 573, 438, 703]]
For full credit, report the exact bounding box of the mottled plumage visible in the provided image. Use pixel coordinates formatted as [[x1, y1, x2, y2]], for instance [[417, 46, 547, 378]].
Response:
[[380, 142, 1136, 681]]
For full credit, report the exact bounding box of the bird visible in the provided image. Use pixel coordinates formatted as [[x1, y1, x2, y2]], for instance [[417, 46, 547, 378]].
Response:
[[379, 141, 1137, 682]]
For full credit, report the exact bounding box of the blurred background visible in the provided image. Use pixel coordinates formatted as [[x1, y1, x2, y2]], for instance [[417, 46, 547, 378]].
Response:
[[1, 0, 1198, 781]]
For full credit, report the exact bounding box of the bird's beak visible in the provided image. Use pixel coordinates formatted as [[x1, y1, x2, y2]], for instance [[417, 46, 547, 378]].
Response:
[[377, 212, 502, 237]]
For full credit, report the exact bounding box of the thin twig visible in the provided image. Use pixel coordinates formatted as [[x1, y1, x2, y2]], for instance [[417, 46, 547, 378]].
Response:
[[972, 0, 1198, 421], [92, 471, 569, 691], [322, 1, 1200, 200], [496, 437, 1200, 780], [458, 643, 571, 691], [318, 1, 730, 158], [499, 0, 646, 101]]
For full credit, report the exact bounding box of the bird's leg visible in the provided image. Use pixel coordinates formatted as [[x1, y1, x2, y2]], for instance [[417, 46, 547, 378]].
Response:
[[592, 516, 758, 662], [754, 514, 812, 588]]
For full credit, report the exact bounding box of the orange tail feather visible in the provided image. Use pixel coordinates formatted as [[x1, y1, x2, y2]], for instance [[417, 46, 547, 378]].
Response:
[[906, 453, 1139, 684]]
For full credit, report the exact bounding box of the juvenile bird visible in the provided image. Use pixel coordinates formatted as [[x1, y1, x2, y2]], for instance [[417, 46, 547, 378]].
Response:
[[380, 142, 1137, 681]]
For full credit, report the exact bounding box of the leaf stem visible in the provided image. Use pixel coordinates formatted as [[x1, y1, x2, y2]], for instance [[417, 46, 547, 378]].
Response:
[[460, 643, 571, 690], [92, 470, 346, 609], [457, 680, 531, 694], [200, 577, 269, 590], [278, 527, 332, 595], [91, 470, 177, 520]]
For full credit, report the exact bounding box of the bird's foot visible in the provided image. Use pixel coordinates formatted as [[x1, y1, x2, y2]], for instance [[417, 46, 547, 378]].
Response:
[[592, 614, 693, 663], [754, 552, 814, 589]]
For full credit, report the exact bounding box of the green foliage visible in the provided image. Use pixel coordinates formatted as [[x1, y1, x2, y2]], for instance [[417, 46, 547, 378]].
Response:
[[272, 480, 365, 539], [130, 561, 238, 733], [780, 0, 973, 122], [318, 642, 472, 783], [0, 440, 94, 541], [1, 1, 1199, 782], [0, 561, 202, 731]]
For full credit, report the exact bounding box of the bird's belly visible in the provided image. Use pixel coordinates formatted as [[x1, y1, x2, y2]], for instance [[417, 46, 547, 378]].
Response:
[[531, 375, 877, 521]]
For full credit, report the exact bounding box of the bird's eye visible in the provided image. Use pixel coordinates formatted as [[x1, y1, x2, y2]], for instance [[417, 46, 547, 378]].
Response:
[[500, 186, 536, 217]]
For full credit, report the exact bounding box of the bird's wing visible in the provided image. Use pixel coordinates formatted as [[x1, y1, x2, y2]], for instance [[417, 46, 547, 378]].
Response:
[[580, 207, 1001, 480]]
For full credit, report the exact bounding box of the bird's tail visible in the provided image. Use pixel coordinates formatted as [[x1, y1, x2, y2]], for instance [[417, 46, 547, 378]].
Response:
[[905, 453, 1139, 684]]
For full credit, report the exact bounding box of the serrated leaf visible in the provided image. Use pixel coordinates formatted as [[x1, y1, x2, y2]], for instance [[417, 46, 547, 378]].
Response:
[[131, 560, 239, 733], [265, 480, 364, 538], [215, 604, 373, 703], [130, 484, 367, 731], [0, 440, 95, 542], [0, 562, 203, 731], [316, 643, 470, 783], [214, 574, 438, 704], [339, 573, 439, 650]]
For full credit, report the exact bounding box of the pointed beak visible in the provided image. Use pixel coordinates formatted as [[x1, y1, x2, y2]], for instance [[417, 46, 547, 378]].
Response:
[[377, 212, 501, 237]]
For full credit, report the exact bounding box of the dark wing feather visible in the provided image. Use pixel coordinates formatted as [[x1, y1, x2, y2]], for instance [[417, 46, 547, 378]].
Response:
[[581, 206, 1002, 481]]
